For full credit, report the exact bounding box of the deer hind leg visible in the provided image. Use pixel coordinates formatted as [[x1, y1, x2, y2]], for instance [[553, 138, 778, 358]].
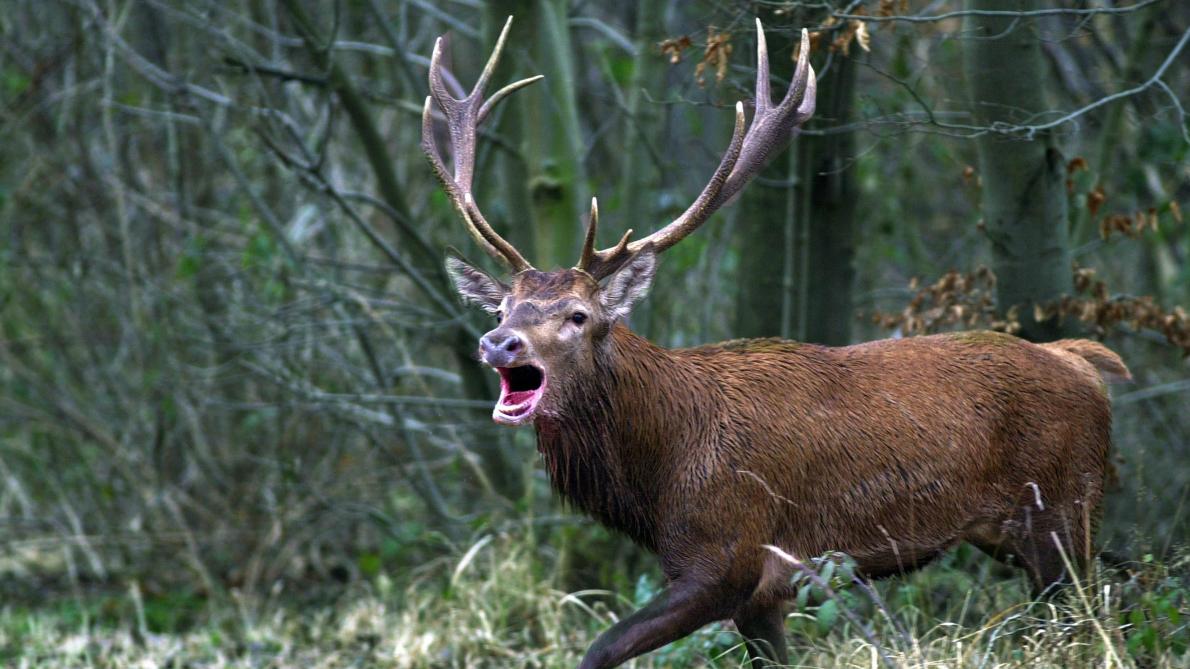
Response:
[[733, 599, 788, 667], [998, 503, 1092, 597]]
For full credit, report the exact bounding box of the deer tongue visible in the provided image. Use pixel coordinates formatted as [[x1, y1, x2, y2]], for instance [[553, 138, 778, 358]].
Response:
[[503, 390, 537, 407]]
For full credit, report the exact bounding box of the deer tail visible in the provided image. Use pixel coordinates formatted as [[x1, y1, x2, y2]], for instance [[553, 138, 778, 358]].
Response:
[[1040, 339, 1132, 384]]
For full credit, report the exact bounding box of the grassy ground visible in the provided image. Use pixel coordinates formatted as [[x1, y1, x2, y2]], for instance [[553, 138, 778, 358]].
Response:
[[2, 533, 1187, 668]]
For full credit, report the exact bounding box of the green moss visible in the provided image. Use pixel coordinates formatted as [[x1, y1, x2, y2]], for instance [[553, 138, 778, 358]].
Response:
[[707, 337, 802, 354], [950, 330, 1019, 346]]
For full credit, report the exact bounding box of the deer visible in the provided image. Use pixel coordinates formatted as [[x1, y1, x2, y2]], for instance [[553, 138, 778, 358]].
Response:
[[421, 18, 1131, 669]]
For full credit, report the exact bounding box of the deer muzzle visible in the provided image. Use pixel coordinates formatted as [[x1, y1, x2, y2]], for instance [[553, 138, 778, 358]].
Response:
[[480, 329, 523, 368], [479, 328, 547, 426]]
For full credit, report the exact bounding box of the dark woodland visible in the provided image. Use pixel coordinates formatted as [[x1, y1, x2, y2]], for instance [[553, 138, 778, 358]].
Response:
[[0, 1, 1187, 666]]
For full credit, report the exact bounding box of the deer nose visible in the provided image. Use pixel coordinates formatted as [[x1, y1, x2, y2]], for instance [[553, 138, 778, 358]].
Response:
[[480, 331, 523, 366]]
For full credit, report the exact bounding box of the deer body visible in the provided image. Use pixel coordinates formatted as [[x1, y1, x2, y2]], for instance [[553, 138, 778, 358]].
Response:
[[422, 19, 1129, 668], [528, 322, 1123, 667], [541, 324, 1115, 585]]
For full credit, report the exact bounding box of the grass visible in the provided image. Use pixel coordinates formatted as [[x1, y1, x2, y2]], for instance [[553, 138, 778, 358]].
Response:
[[2, 532, 1187, 668]]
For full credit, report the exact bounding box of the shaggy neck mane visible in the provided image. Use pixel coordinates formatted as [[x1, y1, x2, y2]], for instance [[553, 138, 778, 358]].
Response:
[[533, 324, 711, 551]]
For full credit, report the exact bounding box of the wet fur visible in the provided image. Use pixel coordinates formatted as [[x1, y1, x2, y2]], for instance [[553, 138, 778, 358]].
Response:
[[537, 325, 1124, 603]]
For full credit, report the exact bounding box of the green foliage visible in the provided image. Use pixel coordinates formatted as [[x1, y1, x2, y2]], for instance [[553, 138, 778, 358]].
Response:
[[2, 69, 30, 97], [1121, 556, 1190, 660]]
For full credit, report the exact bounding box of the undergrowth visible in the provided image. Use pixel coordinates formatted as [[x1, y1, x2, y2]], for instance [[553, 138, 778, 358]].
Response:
[[2, 532, 1186, 668]]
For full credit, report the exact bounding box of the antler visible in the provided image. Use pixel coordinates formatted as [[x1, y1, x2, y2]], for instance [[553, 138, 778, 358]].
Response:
[[422, 17, 542, 273], [576, 20, 817, 280]]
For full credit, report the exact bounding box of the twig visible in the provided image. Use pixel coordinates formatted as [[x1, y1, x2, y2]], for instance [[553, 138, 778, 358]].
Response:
[[1006, 27, 1189, 141], [835, 0, 1166, 23], [1115, 379, 1190, 405]]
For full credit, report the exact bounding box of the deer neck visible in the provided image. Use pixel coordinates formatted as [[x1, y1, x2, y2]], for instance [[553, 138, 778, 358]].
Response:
[[533, 324, 713, 550]]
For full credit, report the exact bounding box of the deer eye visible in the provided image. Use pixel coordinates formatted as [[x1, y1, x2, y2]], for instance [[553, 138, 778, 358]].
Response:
[[495, 310, 503, 323], [570, 312, 588, 325]]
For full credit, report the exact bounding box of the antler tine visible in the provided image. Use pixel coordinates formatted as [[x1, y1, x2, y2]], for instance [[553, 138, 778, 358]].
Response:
[[754, 18, 771, 116], [479, 74, 545, 125], [713, 26, 816, 208], [580, 20, 817, 280], [422, 16, 539, 272], [777, 28, 816, 120], [576, 197, 599, 272], [472, 16, 512, 99]]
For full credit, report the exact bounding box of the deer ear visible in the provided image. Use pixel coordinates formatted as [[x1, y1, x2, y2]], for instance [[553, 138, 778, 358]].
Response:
[[600, 246, 656, 321], [446, 255, 507, 313]]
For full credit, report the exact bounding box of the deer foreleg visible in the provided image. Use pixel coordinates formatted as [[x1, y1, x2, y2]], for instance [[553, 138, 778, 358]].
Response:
[[733, 599, 788, 666], [577, 578, 746, 669]]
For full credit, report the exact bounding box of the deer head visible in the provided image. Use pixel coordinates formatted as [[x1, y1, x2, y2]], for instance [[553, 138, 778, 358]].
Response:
[[424, 17, 816, 425]]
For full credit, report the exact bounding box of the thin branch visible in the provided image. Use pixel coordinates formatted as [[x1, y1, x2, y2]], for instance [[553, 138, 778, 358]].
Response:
[[1116, 380, 1190, 405], [1006, 27, 1190, 141], [222, 57, 327, 86], [78, 0, 232, 107], [835, 0, 1166, 23], [1153, 78, 1190, 144], [569, 17, 638, 55], [850, 28, 1190, 142]]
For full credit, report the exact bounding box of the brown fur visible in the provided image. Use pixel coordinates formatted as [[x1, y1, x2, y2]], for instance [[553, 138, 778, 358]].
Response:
[[540, 327, 1122, 593], [453, 263, 1128, 668]]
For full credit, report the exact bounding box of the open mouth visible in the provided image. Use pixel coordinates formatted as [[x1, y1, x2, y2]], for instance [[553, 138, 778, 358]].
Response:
[[494, 364, 547, 425]]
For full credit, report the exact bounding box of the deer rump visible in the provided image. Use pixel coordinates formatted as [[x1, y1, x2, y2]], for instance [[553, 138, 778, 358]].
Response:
[[536, 328, 1126, 601]]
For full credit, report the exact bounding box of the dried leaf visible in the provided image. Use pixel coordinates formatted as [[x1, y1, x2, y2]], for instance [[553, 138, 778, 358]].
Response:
[[694, 28, 732, 87], [659, 35, 693, 64], [1086, 186, 1105, 217], [854, 21, 871, 52], [808, 30, 825, 54]]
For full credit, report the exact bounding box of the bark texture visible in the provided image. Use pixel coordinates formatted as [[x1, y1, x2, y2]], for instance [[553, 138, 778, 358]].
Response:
[[794, 51, 858, 345], [964, 0, 1073, 342]]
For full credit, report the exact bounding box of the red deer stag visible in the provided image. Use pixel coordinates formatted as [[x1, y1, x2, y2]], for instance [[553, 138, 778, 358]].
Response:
[[422, 17, 1130, 668]]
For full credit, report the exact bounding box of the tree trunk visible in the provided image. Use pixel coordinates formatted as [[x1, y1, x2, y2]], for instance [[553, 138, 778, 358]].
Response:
[[963, 1, 1073, 342], [618, 1, 666, 231], [791, 51, 858, 346], [481, 4, 537, 265], [736, 27, 798, 339], [736, 151, 796, 339], [486, 0, 586, 268]]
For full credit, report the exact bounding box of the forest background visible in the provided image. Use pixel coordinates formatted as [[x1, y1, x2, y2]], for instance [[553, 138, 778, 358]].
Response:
[[0, 0, 1188, 666]]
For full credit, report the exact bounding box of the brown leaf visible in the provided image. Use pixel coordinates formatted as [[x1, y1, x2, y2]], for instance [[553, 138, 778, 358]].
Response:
[[1086, 185, 1105, 217], [808, 32, 824, 54], [854, 21, 871, 52], [694, 28, 732, 87], [659, 35, 692, 64]]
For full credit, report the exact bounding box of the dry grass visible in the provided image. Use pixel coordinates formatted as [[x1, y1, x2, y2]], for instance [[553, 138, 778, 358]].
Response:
[[3, 533, 1186, 668]]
